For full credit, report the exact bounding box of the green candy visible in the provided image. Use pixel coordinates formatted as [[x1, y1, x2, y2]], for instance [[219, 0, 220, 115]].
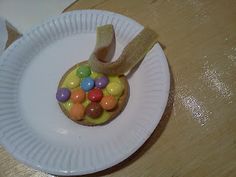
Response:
[[76, 65, 91, 78]]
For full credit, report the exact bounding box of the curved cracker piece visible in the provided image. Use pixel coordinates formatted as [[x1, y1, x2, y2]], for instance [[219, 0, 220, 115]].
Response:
[[89, 26, 158, 75]]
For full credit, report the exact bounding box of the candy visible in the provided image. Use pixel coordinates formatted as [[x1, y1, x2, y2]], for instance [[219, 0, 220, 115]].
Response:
[[100, 95, 117, 110], [86, 102, 103, 118], [106, 82, 123, 96], [88, 88, 103, 102], [64, 101, 73, 111], [66, 76, 80, 89], [56, 88, 71, 102], [70, 88, 86, 103], [80, 77, 95, 91], [95, 76, 109, 88], [90, 71, 103, 79], [69, 103, 85, 121], [76, 65, 91, 78]]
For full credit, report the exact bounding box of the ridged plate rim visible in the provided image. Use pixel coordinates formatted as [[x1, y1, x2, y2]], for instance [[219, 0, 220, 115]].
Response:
[[0, 10, 170, 176]]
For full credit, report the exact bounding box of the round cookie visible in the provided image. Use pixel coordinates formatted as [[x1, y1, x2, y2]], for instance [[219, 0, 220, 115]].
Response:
[[57, 61, 129, 126]]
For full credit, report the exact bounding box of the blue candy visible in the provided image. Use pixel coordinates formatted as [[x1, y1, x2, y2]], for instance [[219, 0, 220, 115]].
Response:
[[80, 77, 95, 91]]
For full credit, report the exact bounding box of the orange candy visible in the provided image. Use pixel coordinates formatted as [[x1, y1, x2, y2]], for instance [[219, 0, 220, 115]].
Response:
[[69, 103, 85, 120], [70, 88, 86, 103], [100, 95, 117, 110]]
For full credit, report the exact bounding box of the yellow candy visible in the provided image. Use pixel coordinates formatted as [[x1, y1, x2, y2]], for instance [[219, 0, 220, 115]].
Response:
[[64, 101, 73, 111], [106, 82, 123, 96], [66, 76, 80, 89]]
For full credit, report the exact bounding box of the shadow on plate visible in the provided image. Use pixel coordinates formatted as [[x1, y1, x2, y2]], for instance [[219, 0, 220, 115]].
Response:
[[58, 56, 175, 177]]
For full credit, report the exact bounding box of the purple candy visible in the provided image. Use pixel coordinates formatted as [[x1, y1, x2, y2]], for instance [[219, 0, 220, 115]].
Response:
[[56, 88, 71, 102], [95, 76, 109, 88]]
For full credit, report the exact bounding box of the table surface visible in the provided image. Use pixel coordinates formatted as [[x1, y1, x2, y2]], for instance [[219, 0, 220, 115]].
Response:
[[1, 0, 236, 177], [0, 0, 75, 33]]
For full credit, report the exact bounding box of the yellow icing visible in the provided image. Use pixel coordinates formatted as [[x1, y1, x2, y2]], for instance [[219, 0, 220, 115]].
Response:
[[109, 75, 121, 83], [85, 111, 111, 124], [60, 65, 124, 124], [90, 70, 103, 79], [82, 97, 90, 107], [102, 88, 110, 96]]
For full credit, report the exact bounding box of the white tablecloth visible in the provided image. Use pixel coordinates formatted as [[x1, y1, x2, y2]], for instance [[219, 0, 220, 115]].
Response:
[[0, 0, 75, 33]]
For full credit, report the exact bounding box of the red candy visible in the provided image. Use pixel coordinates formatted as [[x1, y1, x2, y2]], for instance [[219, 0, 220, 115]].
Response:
[[88, 88, 103, 102], [86, 102, 103, 118]]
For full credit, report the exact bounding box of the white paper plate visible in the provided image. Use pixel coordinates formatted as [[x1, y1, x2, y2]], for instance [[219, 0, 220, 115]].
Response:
[[0, 10, 170, 176]]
